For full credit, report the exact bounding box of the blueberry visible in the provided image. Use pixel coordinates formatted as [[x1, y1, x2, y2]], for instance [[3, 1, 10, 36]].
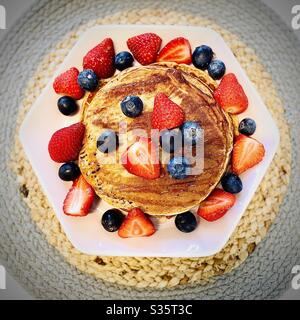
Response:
[[207, 59, 226, 80], [57, 96, 78, 116], [97, 130, 119, 153], [192, 45, 213, 70], [181, 121, 203, 146], [58, 162, 81, 181], [115, 51, 134, 71], [221, 173, 243, 194], [160, 129, 183, 153], [77, 69, 98, 91], [101, 209, 125, 232], [120, 96, 143, 118], [238, 118, 256, 136], [167, 156, 190, 179], [175, 211, 197, 233]]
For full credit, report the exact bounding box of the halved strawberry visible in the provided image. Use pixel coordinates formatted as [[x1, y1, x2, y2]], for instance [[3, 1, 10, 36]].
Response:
[[63, 175, 95, 217], [232, 134, 265, 175], [151, 93, 185, 130], [121, 137, 160, 179], [197, 189, 236, 222], [157, 37, 192, 64], [213, 73, 248, 115], [118, 208, 156, 238], [127, 33, 162, 65]]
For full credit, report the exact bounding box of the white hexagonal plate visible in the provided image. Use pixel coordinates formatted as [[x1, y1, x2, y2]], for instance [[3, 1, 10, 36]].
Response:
[[20, 25, 279, 257]]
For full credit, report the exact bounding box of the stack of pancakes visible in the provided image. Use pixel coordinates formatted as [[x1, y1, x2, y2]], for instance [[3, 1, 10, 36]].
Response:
[[79, 62, 234, 215]]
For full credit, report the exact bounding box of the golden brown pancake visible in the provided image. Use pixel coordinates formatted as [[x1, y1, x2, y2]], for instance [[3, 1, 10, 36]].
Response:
[[79, 62, 234, 215]]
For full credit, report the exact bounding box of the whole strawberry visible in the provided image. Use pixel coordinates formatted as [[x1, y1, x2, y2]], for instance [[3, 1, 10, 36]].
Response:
[[213, 73, 248, 114], [151, 93, 185, 130], [48, 122, 85, 163], [83, 38, 115, 79], [127, 33, 162, 65], [53, 67, 84, 100]]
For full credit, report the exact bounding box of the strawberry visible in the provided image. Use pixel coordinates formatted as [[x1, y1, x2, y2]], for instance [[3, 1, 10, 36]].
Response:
[[121, 137, 160, 179], [213, 73, 248, 114], [197, 189, 236, 222], [63, 175, 95, 217], [127, 33, 162, 65], [118, 208, 156, 238], [83, 38, 115, 79], [157, 37, 192, 64], [151, 93, 185, 130], [232, 134, 265, 175], [48, 122, 85, 163], [53, 67, 84, 100]]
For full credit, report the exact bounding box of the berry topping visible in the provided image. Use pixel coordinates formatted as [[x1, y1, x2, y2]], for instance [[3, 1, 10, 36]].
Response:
[[77, 69, 98, 91], [213, 73, 248, 114], [127, 33, 162, 65], [101, 209, 125, 232], [167, 156, 190, 180], [120, 96, 144, 118], [181, 121, 203, 146], [96, 130, 119, 153], [63, 175, 95, 217], [58, 162, 81, 181], [221, 173, 243, 194], [48, 122, 85, 163], [118, 208, 156, 238], [192, 45, 213, 70], [232, 134, 265, 175], [159, 128, 182, 153], [197, 189, 236, 222], [207, 59, 226, 80], [83, 38, 115, 79], [53, 67, 84, 100], [151, 93, 185, 130], [157, 37, 192, 64], [57, 96, 78, 116], [175, 211, 197, 233], [115, 51, 134, 71], [238, 118, 257, 136], [122, 137, 160, 180]]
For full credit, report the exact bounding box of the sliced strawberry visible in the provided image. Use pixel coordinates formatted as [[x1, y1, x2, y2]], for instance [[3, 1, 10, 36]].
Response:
[[232, 134, 265, 175], [197, 189, 236, 222], [121, 137, 160, 179], [48, 122, 85, 163], [166, 215, 175, 219], [213, 73, 248, 115], [63, 175, 95, 217], [157, 37, 192, 64], [83, 38, 115, 79], [53, 67, 84, 100], [151, 93, 185, 130], [127, 33, 162, 65], [118, 208, 156, 238]]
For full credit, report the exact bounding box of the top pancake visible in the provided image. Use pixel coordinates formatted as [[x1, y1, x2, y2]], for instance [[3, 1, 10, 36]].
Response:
[[79, 62, 234, 215]]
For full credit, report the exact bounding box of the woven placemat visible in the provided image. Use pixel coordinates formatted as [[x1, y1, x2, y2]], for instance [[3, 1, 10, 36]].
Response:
[[1, 0, 300, 300]]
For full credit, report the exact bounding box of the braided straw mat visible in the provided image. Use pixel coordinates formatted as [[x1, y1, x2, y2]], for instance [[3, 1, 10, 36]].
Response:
[[1, 0, 300, 300]]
